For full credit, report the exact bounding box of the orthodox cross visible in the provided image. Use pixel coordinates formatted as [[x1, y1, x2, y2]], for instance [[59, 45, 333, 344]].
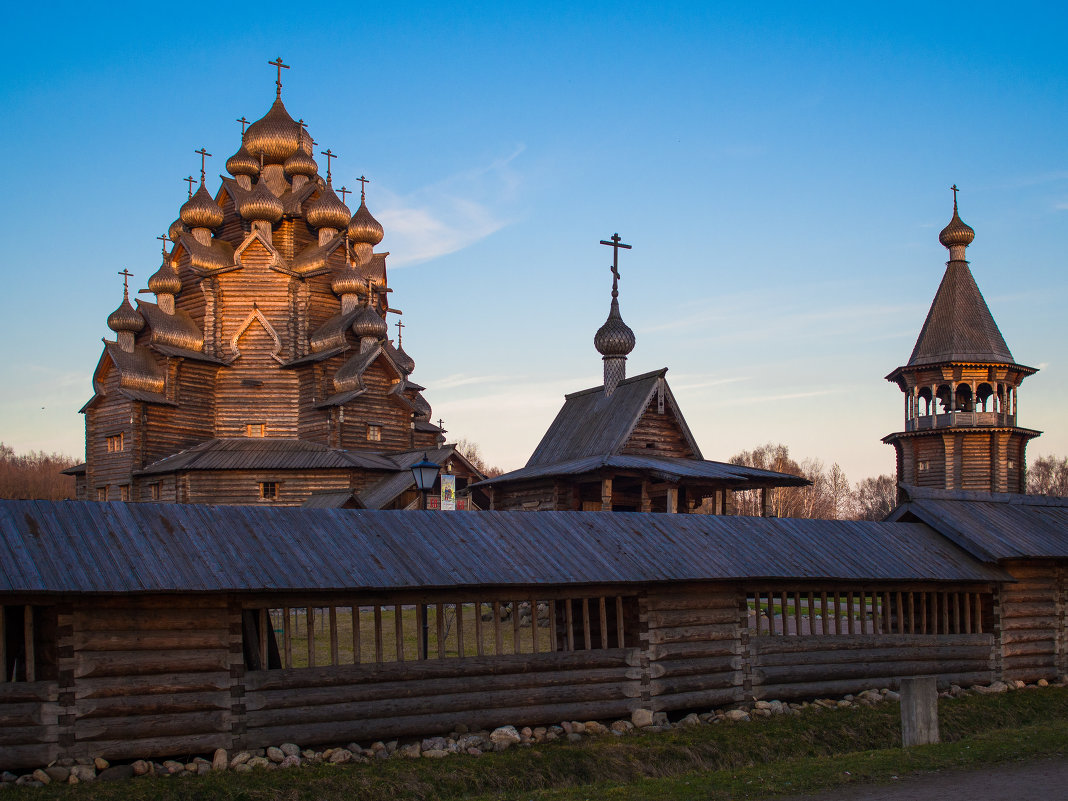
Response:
[[437, 418, 445, 431], [194, 147, 212, 183], [236, 116, 250, 134], [599, 232, 631, 295], [320, 148, 336, 182], [395, 318, 404, 347], [156, 234, 171, 255], [118, 268, 133, 298], [183, 176, 196, 198], [357, 174, 370, 201], [951, 183, 959, 212], [338, 186, 351, 204], [268, 56, 289, 99]]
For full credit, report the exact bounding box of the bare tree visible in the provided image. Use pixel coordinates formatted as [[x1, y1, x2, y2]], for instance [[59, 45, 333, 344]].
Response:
[[0, 443, 78, 500], [454, 438, 504, 478], [853, 475, 897, 521], [1027, 455, 1068, 496]]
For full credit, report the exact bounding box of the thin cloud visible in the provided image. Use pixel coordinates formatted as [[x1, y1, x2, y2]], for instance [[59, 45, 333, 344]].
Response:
[[432, 373, 504, 390], [373, 146, 525, 267], [712, 388, 834, 407]]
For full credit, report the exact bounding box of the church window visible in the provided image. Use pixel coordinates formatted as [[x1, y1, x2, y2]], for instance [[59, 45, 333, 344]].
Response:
[[918, 460, 930, 473], [150, 483, 161, 501], [97, 487, 108, 502], [119, 485, 130, 502], [366, 425, 382, 442], [259, 481, 278, 501], [106, 433, 124, 452], [246, 423, 266, 437]]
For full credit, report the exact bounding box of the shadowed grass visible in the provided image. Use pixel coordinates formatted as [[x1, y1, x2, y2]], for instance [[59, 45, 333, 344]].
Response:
[[14, 687, 1068, 801]]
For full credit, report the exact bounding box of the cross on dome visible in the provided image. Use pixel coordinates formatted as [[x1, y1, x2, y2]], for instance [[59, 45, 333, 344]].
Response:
[[156, 234, 171, 255], [395, 318, 405, 347], [118, 268, 133, 298], [236, 116, 250, 134], [951, 183, 960, 211], [357, 175, 370, 201], [599, 232, 631, 295], [268, 56, 289, 99], [338, 186, 351, 204], [183, 176, 196, 198], [194, 148, 212, 183], [320, 148, 337, 182]]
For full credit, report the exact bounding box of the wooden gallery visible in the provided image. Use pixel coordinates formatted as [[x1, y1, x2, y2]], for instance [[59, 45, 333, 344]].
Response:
[[1, 71, 1066, 769]]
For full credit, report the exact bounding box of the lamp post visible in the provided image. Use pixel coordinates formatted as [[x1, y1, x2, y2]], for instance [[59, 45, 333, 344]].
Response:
[[410, 452, 440, 659]]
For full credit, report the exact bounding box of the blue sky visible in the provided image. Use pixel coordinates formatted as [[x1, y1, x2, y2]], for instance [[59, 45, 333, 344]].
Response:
[[1, 2, 1065, 482]]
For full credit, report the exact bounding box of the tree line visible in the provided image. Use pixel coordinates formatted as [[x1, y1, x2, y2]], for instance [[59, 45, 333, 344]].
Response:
[[0, 443, 78, 500]]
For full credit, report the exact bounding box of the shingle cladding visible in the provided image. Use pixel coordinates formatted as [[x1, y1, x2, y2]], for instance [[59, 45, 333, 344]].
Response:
[[0, 499, 1008, 595], [890, 486, 1068, 562], [907, 262, 1015, 367]]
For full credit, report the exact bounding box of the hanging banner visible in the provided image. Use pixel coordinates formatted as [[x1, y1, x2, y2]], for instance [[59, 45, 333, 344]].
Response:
[[440, 474, 456, 511]]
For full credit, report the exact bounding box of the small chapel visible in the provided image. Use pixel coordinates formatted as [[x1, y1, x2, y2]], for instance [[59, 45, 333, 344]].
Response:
[[883, 190, 1041, 495], [67, 61, 484, 509]]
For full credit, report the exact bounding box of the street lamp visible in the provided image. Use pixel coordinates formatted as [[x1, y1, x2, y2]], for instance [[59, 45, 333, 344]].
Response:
[[410, 453, 441, 510], [410, 452, 440, 659]]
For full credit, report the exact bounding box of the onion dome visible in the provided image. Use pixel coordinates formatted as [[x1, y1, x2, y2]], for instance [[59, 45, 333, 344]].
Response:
[[243, 98, 301, 165], [352, 302, 388, 340], [594, 298, 636, 357], [347, 199, 384, 245], [284, 147, 317, 178], [238, 178, 284, 223], [148, 261, 182, 296], [939, 206, 975, 250], [226, 143, 260, 178], [180, 184, 224, 229], [168, 218, 185, 242], [306, 183, 350, 230], [331, 266, 367, 297], [394, 345, 416, 375], [107, 296, 145, 334]]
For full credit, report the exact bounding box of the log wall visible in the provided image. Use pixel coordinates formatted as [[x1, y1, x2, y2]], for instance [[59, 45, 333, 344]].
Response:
[[998, 561, 1067, 682]]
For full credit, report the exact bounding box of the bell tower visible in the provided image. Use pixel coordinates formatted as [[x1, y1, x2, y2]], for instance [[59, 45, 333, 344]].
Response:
[[883, 189, 1040, 494]]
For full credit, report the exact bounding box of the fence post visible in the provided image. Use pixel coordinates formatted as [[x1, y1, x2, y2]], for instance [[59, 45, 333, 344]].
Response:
[[900, 676, 939, 746]]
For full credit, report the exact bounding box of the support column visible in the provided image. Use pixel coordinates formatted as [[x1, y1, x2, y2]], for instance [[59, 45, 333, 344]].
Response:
[[942, 433, 957, 490], [601, 478, 613, 512], [640, 480, 651, 513], [760, 488, 768, 518], [900, 676, 939, 747], [666, 486, 678, 514]]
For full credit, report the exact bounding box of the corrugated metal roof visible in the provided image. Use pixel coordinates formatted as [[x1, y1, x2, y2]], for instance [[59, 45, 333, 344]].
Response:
[[0, 499, 1008, 595], [136, 438, 399, 475], [907, 262, 1018, 367], [890, 486, 1068, 562], [473, 454, 810, 489]]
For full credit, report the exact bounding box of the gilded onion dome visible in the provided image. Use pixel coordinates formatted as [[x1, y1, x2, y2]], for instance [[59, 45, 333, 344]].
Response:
[[180, 184, 224, 229], [352, 302, 388, 340], [594, 298, 636, 357], [306, 183, 350, 230], [243, 98, 301, 165], [239, 178, 284, 223], [395, 345, 416, 375], [284, 146, 317, 178], [147, 260, 182, 296], [347, 199, 384, 245], [168, 218, 185, 242], [226, 143, 260, 178], [107, 296, 145, 334], [939, 206, 975, 250], [331, 266, 367, 297]]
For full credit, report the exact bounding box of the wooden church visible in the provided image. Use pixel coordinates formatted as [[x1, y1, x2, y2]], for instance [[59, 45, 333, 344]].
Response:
[[66, 62, 483, 509], [883, 190, 1041, 495]]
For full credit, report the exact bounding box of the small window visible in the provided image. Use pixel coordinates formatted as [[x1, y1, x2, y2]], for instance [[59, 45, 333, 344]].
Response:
[[259, 481, 278, 501], [366, 424, 382, 442], [119, 485, 130, 502], [106, 433, 124, 453], [246, 423, 266, 437], [1008, 459, 1016, 469], [150, 483, 161, 501], [917, 460, 930, 473], [97, 487, 108, 502]]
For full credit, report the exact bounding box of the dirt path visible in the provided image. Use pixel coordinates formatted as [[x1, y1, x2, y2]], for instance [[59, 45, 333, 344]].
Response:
[[778, 756, 1068, 801]]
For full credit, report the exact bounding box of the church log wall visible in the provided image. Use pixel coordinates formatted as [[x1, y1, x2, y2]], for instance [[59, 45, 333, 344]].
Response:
[[998, 561, 1067, 682], [141, 360, 217, 467]]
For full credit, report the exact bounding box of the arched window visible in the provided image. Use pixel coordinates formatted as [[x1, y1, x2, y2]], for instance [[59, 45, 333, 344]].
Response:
[[954, 383, 972, 412], [976, 383, 994, 412]]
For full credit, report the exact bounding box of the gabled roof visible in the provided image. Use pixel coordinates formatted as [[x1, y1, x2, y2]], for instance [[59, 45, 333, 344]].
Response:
[[906, 262, 1016, 367], [302, 490, 364, 509], [527, 369, 701, 465], [357, 445, 463, 509], [887, 486, 1068, 562], [136, 438, 398, 475], [0, 499, 1009, 595]]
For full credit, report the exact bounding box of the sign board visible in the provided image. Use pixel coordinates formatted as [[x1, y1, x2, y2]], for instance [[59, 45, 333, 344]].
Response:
[[440, 475, 456, 511]]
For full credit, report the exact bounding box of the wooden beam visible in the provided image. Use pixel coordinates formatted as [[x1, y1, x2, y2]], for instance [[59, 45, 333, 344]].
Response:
[[374, 605, 383, 663], [549, 600, 559, 652], [512, 601, 521, 655], [474, 603, 484, 657], [436, 603, 446, 660], [493, 601, 503, 655], [455, 603, 465, 657], [601, 478, 612, 511], [615, 596, 625, 647], [23, 606, 34, 683], [283, 606, 292, 669], [258, 608, 268, 670], [599, 597, 609, 649], [352, 605, 362, 665], [666, 486, 678, 514], [396, 603, 406, 662], [307, 607, 315, 667], [329, 606, 339, 666], [760, 488, 768, 517]]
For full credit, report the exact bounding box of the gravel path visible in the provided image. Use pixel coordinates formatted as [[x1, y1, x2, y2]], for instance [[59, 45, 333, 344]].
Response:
[[778, 756, 1068, 801]]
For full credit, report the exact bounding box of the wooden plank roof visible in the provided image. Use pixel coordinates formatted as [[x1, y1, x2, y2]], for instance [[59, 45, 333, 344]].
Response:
[[888, 486, 1068, 562], [135, 438, 400, 475], [0, 499, 1008, 595]]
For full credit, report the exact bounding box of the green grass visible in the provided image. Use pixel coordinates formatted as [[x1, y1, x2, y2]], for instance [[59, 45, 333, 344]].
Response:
[[17, 687, 1068, 801]]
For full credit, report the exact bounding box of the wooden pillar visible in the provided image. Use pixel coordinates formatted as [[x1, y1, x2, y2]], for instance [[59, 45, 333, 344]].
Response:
[[640, 480, 651, 513], [24, 606, 35, 683], [488, 487, 496, 511], [601, 478, 613, 512], [760, 488, 768, 517], [900, 676, 939, 746], [942, 433, 956, 490], [666, 486, 678, 514]]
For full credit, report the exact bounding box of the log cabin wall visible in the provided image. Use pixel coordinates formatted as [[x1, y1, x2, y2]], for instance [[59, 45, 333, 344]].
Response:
[[141, 360, 217, 467], [340, 363, 412, 452], [67, 595, 233, 762], [85, 367, 135, 501], [0, 602, 62, 769], [619, 396, 695, 459], [998, 560, 1067, 682], [176, 469, 372, 507]]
